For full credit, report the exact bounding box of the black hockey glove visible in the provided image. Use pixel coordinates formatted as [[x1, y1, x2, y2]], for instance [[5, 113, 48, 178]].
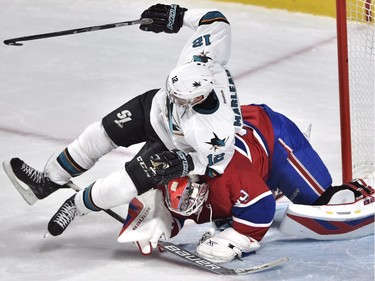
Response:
[[149, 149, 194, 185], [140, 4, 187, 33]]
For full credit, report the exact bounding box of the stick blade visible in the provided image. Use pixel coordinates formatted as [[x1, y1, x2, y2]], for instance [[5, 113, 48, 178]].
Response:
[[233, 257, 289, 274], [4, 40, 23, 46]]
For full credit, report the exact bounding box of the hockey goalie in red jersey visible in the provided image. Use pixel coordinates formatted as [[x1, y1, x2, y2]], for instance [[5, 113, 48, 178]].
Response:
[[118, 103, 374, 263]]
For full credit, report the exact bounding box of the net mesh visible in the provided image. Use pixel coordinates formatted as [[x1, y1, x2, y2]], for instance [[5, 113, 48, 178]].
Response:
[[346, 0, 375, 178]]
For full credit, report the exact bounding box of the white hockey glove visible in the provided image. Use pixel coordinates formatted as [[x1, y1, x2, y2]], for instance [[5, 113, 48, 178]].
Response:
[[196, 227, 261, 263], [117, 189, 173, 255]]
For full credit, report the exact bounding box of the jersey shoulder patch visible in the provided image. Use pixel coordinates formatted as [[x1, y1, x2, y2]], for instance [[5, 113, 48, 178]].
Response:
[[199, 11, 229, 26]]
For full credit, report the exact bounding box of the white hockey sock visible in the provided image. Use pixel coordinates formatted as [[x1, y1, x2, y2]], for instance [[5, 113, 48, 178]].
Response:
[[45, 122, 117, 185], [68, 122, 117, 169], [75, 168, 138, 214], [45, 157, 72, 185]]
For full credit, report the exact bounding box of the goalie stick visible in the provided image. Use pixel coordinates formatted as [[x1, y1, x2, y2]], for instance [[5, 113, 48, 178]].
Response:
[[158, 241, 288, 275], [4, 18, 152, 46]]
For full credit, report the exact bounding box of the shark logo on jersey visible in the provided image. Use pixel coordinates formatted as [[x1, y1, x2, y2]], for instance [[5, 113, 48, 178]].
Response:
[[193, 52, 212, 63], [205, 132, 228, 151]]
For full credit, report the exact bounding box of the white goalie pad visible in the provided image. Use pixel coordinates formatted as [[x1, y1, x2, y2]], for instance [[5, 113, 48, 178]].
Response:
[[117, 189, 173, 253], [279, 197, 375, 240]]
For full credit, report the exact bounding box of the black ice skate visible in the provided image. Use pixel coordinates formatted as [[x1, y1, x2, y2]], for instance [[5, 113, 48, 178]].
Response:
[[3, 158, 63, 205], [48, 195, 78, 236]]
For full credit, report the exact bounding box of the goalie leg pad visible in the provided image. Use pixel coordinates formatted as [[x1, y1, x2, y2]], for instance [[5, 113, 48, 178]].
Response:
[[279, 196, 375, 240]]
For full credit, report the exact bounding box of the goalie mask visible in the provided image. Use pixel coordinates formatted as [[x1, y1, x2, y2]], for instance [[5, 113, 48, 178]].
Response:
[[165, 177, 209, 216], [166, 62, 214, 107]]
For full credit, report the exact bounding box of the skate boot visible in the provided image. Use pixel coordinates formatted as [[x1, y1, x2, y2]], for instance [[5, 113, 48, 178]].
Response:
[[48, 195, 78, 236], [3, 158, 63, 204]]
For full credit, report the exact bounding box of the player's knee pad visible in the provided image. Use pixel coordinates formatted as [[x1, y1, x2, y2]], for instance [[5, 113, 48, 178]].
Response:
[[61, 122, 117, 177]]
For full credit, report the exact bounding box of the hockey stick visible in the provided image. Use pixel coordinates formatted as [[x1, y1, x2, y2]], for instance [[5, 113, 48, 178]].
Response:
[[158, 241, 288, 275], [4, 18, 152, 46]]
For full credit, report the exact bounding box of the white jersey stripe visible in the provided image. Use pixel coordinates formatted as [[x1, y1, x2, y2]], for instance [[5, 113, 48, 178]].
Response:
[[235, 190, 273, 208], [233, 216, 273, 228], [244, 124, 269, 157], [234, 135, 252, 162], [278, 138, 325, 196]]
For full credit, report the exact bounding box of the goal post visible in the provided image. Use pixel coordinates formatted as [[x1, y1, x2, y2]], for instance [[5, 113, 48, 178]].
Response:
[[336, 0, 375, 182]]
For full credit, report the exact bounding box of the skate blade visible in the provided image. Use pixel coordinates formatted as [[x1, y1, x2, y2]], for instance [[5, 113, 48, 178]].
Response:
[[2, 160, 38, 205]]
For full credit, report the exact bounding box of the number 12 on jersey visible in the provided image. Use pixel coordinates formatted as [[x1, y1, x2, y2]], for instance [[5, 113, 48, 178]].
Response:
[[193, 34, 211, 48], [207, 153, 225, 166]]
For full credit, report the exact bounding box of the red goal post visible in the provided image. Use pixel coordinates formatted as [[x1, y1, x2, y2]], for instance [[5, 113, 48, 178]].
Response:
[[336, 0, 374, 182]]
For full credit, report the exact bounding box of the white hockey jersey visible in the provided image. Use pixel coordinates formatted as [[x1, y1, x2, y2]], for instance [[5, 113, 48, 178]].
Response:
[[150, 9, 244, 176]]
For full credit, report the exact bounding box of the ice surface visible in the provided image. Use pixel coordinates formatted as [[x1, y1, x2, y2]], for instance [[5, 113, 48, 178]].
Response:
[[0, 1, 373, 280]]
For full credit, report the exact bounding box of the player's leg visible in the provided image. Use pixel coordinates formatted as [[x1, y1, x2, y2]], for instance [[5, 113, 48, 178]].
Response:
[[266, 108, 373, 205], [47, 140, 167, 236], [265, 109, 332, 204], [4, 89, 160, 202], [262, 106, 374, 239]]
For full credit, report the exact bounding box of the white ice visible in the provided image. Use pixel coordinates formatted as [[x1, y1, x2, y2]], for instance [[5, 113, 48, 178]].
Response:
[[0, 1, 374, 280]]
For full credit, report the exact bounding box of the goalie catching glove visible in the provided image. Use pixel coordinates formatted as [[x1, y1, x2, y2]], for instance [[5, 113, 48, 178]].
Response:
[[149, 149, 194, 185], [197, 227, 261, 263], [140, 4, 187, 33]]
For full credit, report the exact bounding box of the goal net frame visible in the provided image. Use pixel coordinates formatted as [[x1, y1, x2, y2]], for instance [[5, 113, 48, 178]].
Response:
[[336, 0, 374, 182]]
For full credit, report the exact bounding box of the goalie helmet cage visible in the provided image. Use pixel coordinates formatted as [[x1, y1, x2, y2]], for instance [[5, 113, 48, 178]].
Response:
[[336, 0, 375, 182]]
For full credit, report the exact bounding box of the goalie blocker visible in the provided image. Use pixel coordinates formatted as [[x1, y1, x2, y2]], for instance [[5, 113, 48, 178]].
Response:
[[117, 189, 182, 255]]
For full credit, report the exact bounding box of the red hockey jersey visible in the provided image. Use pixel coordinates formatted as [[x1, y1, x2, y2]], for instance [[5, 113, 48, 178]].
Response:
[[176, 105, 277, 241]]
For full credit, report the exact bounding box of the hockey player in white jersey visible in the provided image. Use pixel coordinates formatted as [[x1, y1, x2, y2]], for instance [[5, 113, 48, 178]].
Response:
[[3, 4, 243, 236]]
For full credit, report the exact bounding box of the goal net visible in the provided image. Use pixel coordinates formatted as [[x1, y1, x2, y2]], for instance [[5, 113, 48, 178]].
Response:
[[336, 0, 375, 181]]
